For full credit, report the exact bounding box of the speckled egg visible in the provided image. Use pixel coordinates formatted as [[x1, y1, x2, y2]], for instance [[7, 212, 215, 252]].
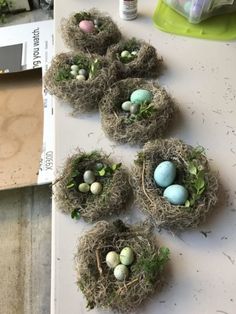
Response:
[[121, 101, 132, 112], [120, 247, 134, 266], [79, 20, 95, 33], [106, 251, 120, 269], [90, 182, 102, 195], [154, 161, 176, 188], [130, 89, 153, 105], [163, 184, 188, 205], [114, 264, 129, 281], [83, 170, 95, 184]]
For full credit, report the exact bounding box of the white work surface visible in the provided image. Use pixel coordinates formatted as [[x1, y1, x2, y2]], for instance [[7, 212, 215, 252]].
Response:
[[52, 1, 236, 313]]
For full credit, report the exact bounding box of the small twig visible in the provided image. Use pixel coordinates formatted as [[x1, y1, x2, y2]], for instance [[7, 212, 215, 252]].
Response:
[[113, 111, 119, 119], [216, 310, 229, 314], [96, 249, 103, 275], [142, 162, 153, 204], [117, 278, 139, 295]]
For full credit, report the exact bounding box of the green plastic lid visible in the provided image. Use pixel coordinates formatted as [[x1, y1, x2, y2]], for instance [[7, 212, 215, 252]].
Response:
[[153, 0, 236, 40]]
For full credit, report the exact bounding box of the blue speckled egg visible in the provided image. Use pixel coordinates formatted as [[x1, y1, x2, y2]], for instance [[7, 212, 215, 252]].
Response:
[[130, 89, 153, 105], [154, 161, 176, 188], [163, 184, 188, 205]]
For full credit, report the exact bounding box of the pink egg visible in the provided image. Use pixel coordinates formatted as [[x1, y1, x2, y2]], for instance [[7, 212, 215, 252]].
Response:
[[79, 20, 95, 33]]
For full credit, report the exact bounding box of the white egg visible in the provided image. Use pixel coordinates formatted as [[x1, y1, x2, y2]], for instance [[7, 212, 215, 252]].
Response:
[[70, 70, 77, 77], [114, 264, 129, 281], [120, 247, 134, 266], [121, 101, 132, 112], [90, 182, 102, 195], [76, 74, 86, 81], [131, 51, 138, 56], [71, 64, 79, 71], [121, 50, 130, 58], [83, 170, 95, 184], [106, 251, 120, 268], [79, 68, 87, 77]]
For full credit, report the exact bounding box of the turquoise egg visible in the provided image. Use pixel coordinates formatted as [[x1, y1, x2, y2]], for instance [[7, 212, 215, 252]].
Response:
[[130, 89, 153, 105], [154, 161, 176, 188], [163, 184, 188, 205]]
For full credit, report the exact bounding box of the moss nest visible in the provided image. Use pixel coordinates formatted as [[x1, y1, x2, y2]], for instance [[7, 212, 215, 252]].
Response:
[[75, 220, 170, 312], [44, 51, 117, 114], [99, 78, 176, 145], [54, 150, 132, 223], [61, 9, 121, 55], [106, 38, 162, 79], [132, 138, 219, 231]]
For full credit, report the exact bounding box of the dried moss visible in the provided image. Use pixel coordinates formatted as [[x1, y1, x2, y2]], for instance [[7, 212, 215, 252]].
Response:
[[61, 9, 121, 55], [99, 78, 176, 145], [75, 220, 170, 312], [44, 51, 117, 114], [131, 138, 219, 231], [106, 38, 162, 79], [54, 150, 132, 223]]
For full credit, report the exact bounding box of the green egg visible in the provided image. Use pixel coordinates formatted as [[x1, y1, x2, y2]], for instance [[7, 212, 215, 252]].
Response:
[[130, 89, 153, 105], [120, 247, 134, 266], [78, 183, 90, 193]]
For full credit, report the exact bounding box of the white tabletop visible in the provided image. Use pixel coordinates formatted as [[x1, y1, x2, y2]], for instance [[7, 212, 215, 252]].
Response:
[[52, 1, 236, 313]]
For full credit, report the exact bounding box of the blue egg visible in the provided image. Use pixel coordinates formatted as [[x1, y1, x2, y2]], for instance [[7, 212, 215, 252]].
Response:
[[163, 184, 188, 205], [130, 89, 153, 105], [154, 161, 176, 188]]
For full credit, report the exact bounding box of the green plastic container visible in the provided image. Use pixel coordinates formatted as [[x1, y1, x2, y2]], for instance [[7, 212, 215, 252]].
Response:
[[153, 0, 236, 40]]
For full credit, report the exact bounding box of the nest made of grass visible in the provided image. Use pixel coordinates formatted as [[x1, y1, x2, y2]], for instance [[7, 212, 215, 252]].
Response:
[[61, 9, 121, 55], [44, 51, 117, 114], [54, 150, 132, 223], [106, 38, 162, 79], [99, 78, 175, 145], [75, 220, 170, 312], [132, 138, 219, 231]]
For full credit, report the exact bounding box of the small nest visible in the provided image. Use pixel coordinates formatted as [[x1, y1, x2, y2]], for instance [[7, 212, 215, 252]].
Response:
[[99, 78, 175, 145], [54, 150, 132, 223], [61, 9, 121, 55], [132, 139, 219, 231], [44, 51, 116, 114], [75, 220, 170, 312], [106, 38, 162, 79]]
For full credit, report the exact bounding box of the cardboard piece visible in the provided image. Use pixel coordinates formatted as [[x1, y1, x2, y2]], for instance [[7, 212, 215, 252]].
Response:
[[0, 69, 43, 190]]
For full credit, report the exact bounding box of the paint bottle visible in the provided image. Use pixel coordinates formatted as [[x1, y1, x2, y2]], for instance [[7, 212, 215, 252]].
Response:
[[119, 0, 138, 20]]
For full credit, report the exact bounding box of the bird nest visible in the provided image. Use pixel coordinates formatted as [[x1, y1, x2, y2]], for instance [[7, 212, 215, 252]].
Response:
[[61, 9, 121, 55], [75, 220, 170, 312], [106, 38, 162, 79], [99, 78, 175, 145], [54, 150, 132, 223], [44, 51, 116, 114], [132, 139, 219, 231]]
